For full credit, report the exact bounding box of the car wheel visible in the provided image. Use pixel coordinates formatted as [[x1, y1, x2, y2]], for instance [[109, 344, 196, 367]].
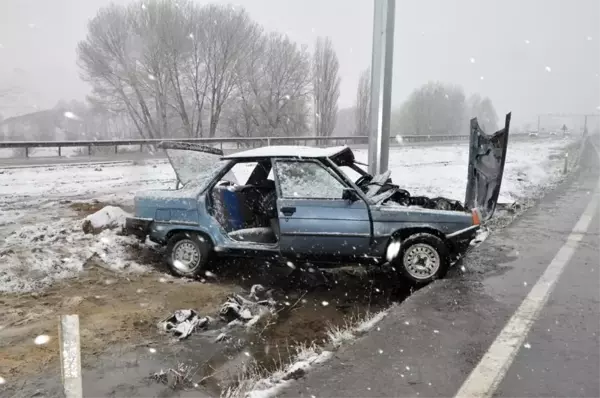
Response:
[[396, 233, 450, 284], [166, 232, 211, 278]]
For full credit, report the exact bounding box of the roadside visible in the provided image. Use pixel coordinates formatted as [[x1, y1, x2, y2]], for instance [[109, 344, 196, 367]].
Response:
[[0, 138, 582, 397], [277, 156, 599, 397]]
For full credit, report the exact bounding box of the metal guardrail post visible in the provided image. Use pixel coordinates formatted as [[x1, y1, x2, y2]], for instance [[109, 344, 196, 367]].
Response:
[[25, 147, 29, 158], [58, 147, 62, 157]]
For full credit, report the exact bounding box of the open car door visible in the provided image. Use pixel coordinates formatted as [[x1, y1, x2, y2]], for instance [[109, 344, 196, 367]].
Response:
[[158, 141, 230, 188], [464, 112, 512, 221]]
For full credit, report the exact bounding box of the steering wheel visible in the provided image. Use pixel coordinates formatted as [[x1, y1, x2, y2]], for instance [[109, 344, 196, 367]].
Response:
[[355, 174, 373, 188]]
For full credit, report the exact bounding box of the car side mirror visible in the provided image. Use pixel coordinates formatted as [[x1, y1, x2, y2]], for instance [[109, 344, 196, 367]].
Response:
[[342, 188, 359, 202]]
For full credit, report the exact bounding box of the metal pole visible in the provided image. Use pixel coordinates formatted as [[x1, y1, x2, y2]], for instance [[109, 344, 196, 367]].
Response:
[[537, 115, 541, 133], [368, 0, 396, 175]]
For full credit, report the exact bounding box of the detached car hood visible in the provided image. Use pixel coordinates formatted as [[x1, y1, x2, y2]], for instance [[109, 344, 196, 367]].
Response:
[[464, 113, 511, 220]]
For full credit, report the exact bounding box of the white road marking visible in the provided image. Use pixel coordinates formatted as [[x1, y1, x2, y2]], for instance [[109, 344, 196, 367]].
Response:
[[455, 188, 599, 398]]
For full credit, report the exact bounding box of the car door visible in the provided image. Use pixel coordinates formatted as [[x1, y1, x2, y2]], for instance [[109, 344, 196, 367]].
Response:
[[273, 158, 372, 261], [465, 112, 511, 220]]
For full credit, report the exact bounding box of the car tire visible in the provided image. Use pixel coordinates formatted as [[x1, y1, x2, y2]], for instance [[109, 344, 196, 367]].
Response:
[[165, 232, 211, 278], [395, 233, 450, 285]]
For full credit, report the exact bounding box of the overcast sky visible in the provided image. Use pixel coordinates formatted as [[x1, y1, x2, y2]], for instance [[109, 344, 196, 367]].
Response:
[[0, 0, 598, 126]]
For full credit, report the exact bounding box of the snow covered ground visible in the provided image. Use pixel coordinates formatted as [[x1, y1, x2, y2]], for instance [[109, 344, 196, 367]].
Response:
[[0, 138, 574, 293]]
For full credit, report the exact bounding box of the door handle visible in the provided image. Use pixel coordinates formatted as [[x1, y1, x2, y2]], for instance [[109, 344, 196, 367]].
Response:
[[281, 206, 296, 216]]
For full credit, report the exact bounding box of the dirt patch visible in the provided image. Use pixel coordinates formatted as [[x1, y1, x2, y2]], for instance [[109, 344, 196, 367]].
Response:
[[67, 200, 109, 216], [0, 259, 236, 380]]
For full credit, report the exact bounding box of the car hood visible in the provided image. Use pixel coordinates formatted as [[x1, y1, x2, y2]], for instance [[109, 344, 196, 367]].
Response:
[[464, 112, 511, 220]]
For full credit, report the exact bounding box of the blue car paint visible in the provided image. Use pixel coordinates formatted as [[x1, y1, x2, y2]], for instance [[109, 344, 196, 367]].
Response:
[[127, 153, 478, 264]]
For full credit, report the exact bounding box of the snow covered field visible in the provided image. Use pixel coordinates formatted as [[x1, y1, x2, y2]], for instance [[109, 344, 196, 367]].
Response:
[[0, 139, 574, 293]]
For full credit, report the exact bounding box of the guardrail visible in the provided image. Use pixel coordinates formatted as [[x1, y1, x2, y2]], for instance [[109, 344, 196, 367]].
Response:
[[0, 134, 472, 157], [0, 133, 550, 158]]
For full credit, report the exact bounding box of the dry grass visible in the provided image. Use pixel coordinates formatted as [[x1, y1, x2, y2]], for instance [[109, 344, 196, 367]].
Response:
[[0, 260, 236, 380]]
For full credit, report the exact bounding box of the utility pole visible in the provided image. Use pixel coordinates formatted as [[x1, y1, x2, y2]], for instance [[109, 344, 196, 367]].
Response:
[[367, 0, 396, 175]]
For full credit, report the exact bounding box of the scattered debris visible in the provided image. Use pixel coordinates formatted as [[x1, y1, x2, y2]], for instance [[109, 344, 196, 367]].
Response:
[[215, 332, 231, 343], [219, 285, 277, 328], [151, 362, 197, 390], [158, 309, 210, 340]]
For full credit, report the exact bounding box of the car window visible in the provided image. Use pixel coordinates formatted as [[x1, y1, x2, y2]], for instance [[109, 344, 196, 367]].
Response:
[[222, 162, 257, 185], [275, 160, 347, 199]]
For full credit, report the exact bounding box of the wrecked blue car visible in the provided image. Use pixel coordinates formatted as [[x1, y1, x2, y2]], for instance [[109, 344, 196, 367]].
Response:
[[125, 115, 510, 284]]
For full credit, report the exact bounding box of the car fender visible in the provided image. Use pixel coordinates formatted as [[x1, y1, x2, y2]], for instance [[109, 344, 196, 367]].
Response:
[[149, 222, 215, 245], [371, 224, 449, 258]]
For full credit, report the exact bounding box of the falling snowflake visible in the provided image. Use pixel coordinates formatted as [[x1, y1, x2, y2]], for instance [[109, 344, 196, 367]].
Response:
[[286, 261, 296, 269], [158, 277, 168, 283], [244, 351, 251, 357], [321, 301, 329, 307], [375, 288, 381, 293], [523, 342, 531, 349], [587, 36, 593, 41], [395, 135, 404, 144], [469, 57, 475, 63], [386, 240, 401, 262], [0, 376, 5, 385], [404, 321, 410, 325], [141, 3, 147, 9], [480, 76, 485, 80], [405, 365, 411, 371], [148, 347, 157, 353], [545, 66, 552, 72], [188, 33, 194, 39], [205, 271, 216, 278], [148, 74, 156, 81], [524, 39, 530, 44], [34, 335, 50, 345], [433, 329, 439, 334], [523, 281, 528, 287], [378, 349, 383, 354], [64, 111, 80, 120], [460, 265, 466, 272]]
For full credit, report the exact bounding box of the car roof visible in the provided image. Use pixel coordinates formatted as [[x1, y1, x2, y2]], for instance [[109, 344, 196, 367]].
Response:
[[222, 145, 349, 159]]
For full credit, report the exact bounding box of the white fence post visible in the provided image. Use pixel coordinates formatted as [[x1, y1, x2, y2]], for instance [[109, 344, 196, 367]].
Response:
[[58, 314, 83, 398]]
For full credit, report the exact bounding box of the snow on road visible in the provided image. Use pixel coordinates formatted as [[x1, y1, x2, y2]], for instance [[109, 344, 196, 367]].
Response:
[[0, 139, 573, 293]]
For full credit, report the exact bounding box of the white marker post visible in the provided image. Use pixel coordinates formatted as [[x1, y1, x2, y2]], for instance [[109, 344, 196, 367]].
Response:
[[58, 315, 83, 398]]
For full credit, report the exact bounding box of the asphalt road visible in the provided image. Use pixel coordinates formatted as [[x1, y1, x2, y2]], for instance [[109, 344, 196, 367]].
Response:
[[279, 164, 599, 397]]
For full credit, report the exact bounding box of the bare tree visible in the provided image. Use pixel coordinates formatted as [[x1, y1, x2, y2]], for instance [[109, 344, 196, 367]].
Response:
[[77, 3, 162, 139], [355, 68, 371, 136], [391, 81, 466, 136], [468, 94, 499, 133], [199, 5, 263, 137], [231, 32, 312, 138], [312, 37, 340, 137]]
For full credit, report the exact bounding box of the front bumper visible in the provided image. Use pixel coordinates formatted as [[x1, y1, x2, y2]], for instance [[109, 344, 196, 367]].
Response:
[[124, 217, 153, 240], [446, 225, 480, 253]]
